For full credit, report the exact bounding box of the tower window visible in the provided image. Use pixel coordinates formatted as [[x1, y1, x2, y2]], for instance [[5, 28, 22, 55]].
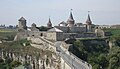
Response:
[[40, 33, 43, 36]]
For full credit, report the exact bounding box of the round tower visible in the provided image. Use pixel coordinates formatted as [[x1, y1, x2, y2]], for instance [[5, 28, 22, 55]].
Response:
[[67, 9, 75, 27], [18, 17, 27, 30], [86, 11, 92, 32]]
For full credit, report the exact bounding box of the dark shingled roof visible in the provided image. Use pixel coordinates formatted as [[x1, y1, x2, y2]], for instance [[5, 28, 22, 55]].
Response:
[[68, 11, 74, 21], [47, 18, 52, 25], [86, 14, 92, 25]]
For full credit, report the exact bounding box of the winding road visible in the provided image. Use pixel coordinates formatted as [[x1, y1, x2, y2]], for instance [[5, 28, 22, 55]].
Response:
[[55, 41, 92, 69]]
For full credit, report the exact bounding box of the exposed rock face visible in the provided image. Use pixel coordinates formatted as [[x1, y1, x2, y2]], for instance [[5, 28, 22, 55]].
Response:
[[0, 49, 61, 69], [0, 37, 61, 69]]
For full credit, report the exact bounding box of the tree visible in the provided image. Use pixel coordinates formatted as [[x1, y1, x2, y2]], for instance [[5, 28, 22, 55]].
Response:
[[98, 54, 108, 68], [38, 26, 48, 31], [108, 46, 120, 69], [11, 61, 21, 67], [93, 64, 100, 69]]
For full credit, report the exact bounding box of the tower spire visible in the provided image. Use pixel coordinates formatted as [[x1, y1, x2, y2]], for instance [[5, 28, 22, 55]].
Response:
[[86, 11, 92, 25], [48, 16, 51, 23], [86, 11, 92, 32], [47, 16, 52, 28], [69, 9, 74, 20], [67, 9, 75, 27]]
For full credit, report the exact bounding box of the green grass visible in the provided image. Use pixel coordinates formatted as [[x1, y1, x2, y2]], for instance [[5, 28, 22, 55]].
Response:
[[103, 28, 120, 36], [0, 29, 16, 32], [0, 29, 17, 40]]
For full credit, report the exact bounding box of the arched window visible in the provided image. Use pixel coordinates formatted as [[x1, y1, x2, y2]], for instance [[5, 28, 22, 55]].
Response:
[[40, 33, 43, 36], [32, 35, 34, 36]]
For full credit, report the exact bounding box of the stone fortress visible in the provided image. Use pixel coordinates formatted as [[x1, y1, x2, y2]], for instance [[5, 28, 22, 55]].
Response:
[[14, 10, 104, 41], [13, 10, 107, 69]]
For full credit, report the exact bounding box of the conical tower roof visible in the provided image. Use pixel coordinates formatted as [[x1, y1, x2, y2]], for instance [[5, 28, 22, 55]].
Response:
[[47, 17, 52, 28], [67, 9, 75, 26], [69, 12, 74, 20], [68, 9, 74, 21], [47, 18, 52, 25], [86, 13, 92, 25]]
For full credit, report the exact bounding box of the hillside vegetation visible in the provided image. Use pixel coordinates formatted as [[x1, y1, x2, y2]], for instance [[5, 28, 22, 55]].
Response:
[[70, 36, 120, 69], [0, 39, 53, 68]]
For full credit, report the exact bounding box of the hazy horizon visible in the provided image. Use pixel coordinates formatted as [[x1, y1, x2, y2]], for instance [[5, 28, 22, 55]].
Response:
[[0, 0, 120, 26]]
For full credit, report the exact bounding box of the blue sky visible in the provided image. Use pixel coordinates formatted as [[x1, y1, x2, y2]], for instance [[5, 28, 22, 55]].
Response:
[[0, 0, 120, 26]]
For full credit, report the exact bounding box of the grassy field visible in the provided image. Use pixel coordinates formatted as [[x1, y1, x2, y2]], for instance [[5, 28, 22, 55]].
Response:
[[0, 29, 17, 40], [0, 29, 16, 32], [103, 28, 120, 36]]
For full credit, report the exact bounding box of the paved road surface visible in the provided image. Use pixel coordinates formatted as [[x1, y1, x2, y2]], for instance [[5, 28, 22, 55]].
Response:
[[55, 41, 89, 69]]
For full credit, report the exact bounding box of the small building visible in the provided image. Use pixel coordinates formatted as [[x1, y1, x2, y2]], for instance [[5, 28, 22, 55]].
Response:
[[47, 27, 63, 41]]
